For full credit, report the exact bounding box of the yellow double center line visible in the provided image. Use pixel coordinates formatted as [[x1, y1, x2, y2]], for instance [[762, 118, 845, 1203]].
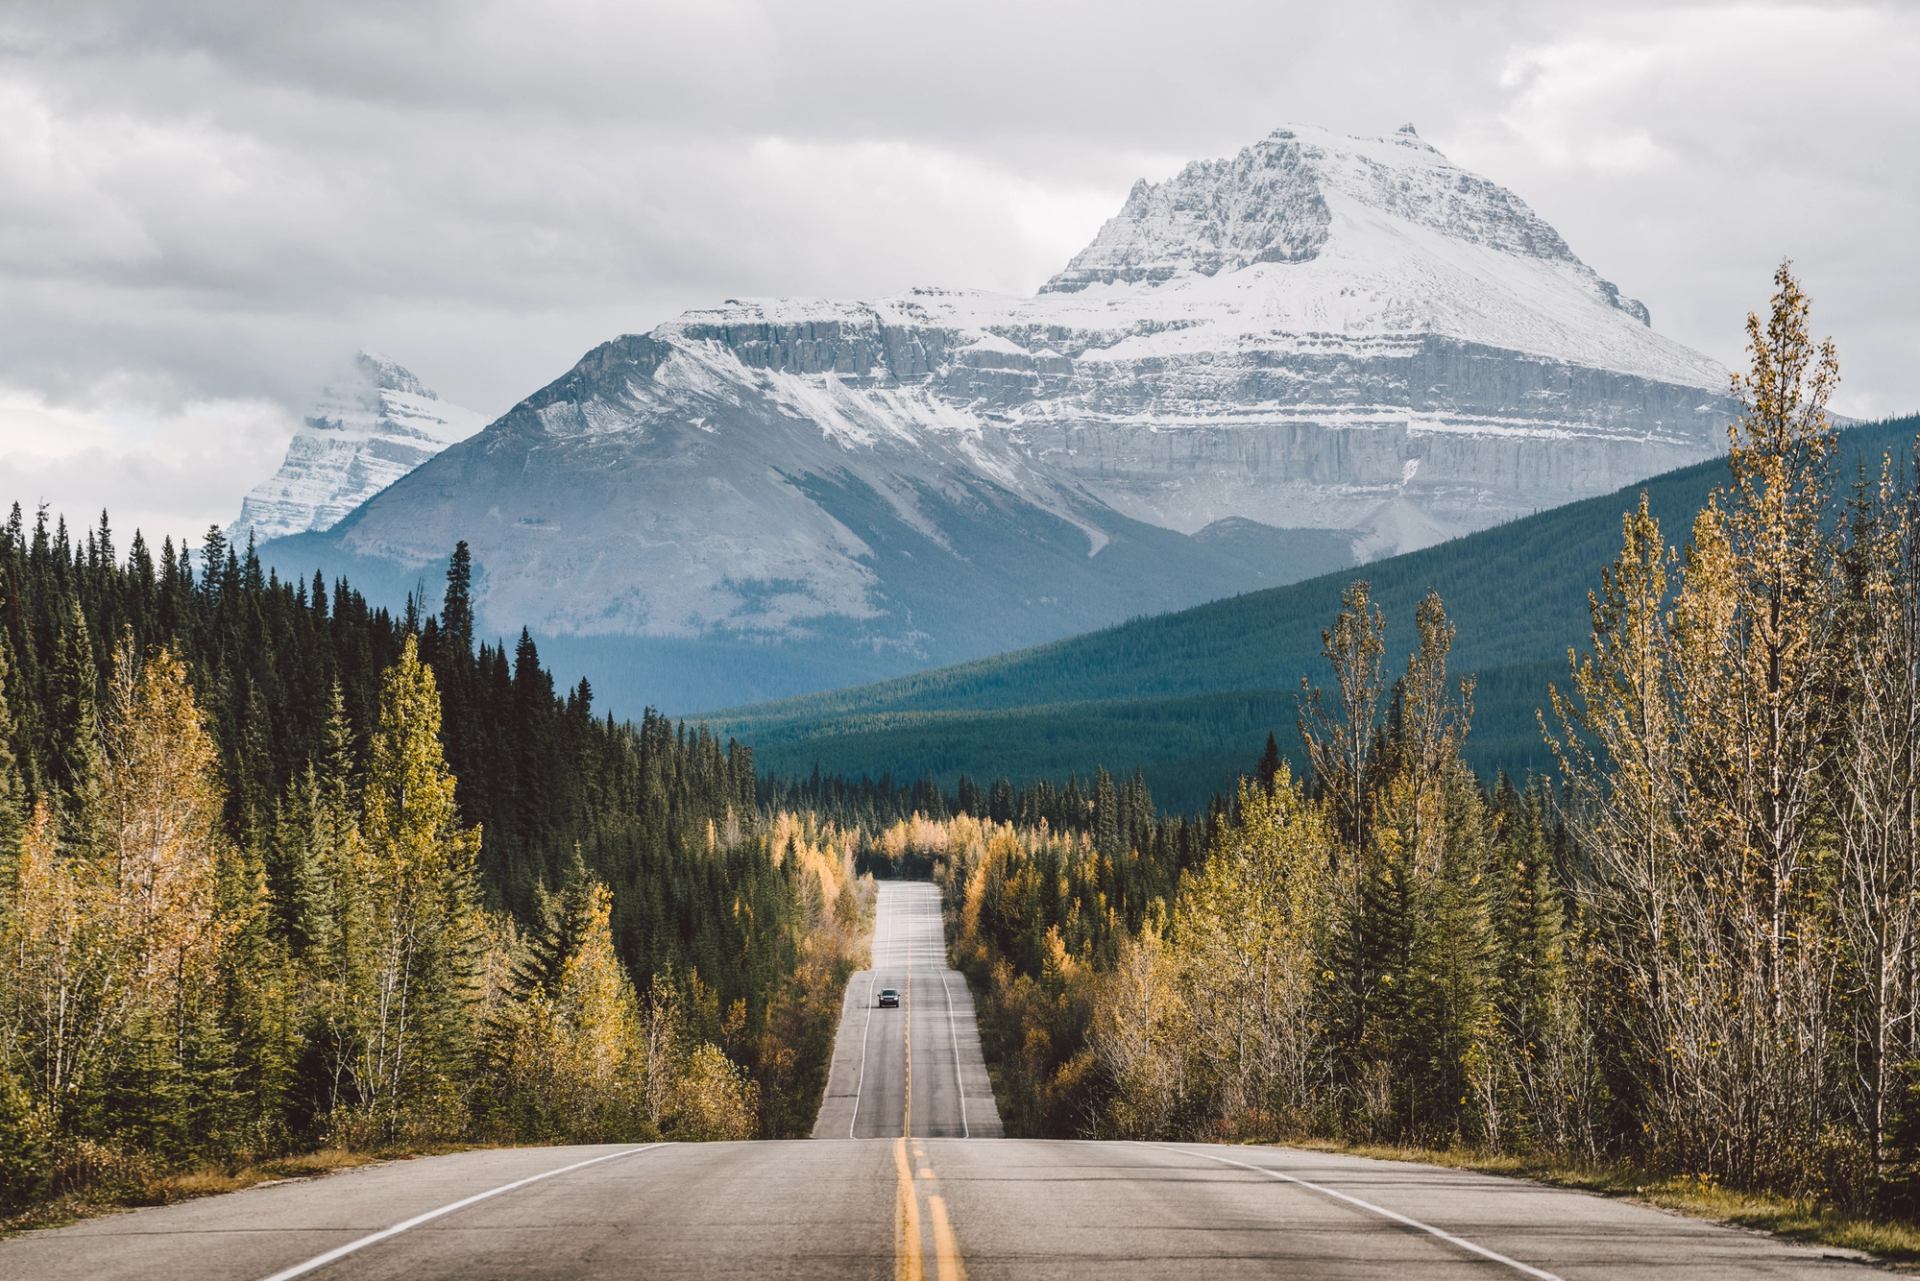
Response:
[[894, 894, 965, 1281]]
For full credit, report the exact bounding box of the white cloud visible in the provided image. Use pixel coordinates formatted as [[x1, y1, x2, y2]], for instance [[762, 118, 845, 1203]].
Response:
[[0, 383, 295, 545], [1447, 2, 1920, 417]]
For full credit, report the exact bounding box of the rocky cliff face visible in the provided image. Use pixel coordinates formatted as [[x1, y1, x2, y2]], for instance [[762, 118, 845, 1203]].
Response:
[[232, 352, 484, 542], [261, 124, 1735, 711]]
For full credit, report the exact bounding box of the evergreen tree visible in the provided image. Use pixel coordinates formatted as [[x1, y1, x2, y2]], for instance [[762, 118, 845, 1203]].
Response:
[[46, 602, 107, 854], [1256, 732, 1282, 789], [0, 626, 26, 868], [442, 542, 474, 653], [0, 502, 847, 1186], [1092, 767, 1121, 858], [354, 635, 484, 1140], [512, 847, 600, 1001]]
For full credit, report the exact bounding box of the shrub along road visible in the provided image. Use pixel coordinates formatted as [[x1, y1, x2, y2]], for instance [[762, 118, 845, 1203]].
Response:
[[0, 883, 1887, 1279]]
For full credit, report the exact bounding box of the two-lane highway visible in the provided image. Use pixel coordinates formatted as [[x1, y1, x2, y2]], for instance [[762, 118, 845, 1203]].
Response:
[[814, 880, 1003, 1140], [0, 879, 1893, 1279]]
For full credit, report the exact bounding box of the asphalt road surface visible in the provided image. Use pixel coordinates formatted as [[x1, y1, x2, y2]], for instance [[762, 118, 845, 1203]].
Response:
[[813, 880, 1003, 1140], [0, 881, 1889, 1280]]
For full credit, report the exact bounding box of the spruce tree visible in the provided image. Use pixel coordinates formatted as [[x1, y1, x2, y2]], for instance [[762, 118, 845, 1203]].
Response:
[[1327, 835, 1414, 1136], [441, 541, 474, 663], [512, 847, 600, 1001], [356, 635, 484, 1140], [0, 627, 26, 867], [216, 829, 298, 1152], [1257, 732, 1282, 789], [47, 602, 107, 856], [1093, 767, 1121, 858]]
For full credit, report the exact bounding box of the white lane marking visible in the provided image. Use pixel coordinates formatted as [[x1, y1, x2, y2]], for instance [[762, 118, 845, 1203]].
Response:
[[848, 970, 879, 1138], [939, 972, 969, 1139], [254, 1144, 664, 1281], [1167, 1148, 1565, 1281], [903, 886, 915, 1139]]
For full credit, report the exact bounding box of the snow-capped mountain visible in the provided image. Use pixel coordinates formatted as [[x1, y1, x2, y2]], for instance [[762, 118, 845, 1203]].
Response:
[[259, 124, 1735, 711], [232, 352, 485, 542]]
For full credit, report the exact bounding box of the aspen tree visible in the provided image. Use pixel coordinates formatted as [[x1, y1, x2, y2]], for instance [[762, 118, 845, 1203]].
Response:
[[1833, 458, 1920, 1193], [0, 803, 117, 1134], [1300, 579, 1386, 870], [1089, 925, 1181, 1137], [1165, 774, 1334, 1135], [1685, 263, 1839, 1185], [102, 644, 229, 1155]]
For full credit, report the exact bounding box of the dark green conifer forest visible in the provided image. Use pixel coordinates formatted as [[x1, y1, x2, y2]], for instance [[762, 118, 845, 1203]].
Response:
[[0, 516, 865, 1208]]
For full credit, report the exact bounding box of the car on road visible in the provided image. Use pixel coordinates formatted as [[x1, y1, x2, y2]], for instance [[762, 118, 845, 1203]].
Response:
[[877, 987, 900, 1008]]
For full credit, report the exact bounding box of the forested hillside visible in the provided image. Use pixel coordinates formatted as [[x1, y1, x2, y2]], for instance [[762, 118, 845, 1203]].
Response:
[[904, 269, 1920, 1217], [0, 520, 867, 1210], [720, 414, 1920, 810]]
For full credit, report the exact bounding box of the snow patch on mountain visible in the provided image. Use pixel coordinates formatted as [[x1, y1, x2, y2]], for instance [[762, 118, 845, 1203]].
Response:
[[261, 123, 1741, 709], [232, 353, 484, 542]]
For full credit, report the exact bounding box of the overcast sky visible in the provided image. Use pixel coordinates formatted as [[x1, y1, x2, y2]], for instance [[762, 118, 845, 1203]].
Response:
[[1, 0, 1915, 546]]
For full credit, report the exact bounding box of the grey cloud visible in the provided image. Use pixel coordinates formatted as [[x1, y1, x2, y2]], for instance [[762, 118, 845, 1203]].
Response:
[[0, 0, 1913, 542]]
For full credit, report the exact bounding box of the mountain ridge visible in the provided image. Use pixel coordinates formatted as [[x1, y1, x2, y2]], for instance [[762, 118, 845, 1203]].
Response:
[[710, 415, 1920, 809], [258, 123, 1737, 710]]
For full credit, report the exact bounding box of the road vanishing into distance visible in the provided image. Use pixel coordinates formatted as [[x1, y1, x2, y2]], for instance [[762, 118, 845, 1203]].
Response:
[[813, 879, 1003, 1141], [0, 882, 1891, 1279]]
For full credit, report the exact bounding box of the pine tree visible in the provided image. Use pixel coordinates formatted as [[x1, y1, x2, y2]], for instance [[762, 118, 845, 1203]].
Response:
[[1327, 828, 1414, 1137], [487, 855, 652, 1141], [1092, 767, 1121, 858], [0, 626, 26, 872], [200, 527, 228, 605], [215, 830, 298, 1152], [1404, 767, 1497, 1144], [355, 635, 484, 1141], [441, 541, 474, 663], [1487, 780, 1585, 1153], [1256, 732, 1282, 789], [269, 690, 354, 965], [305, 682, 368, 1128], [512, 847, 600, 1001], [47, 603, 107, 855]]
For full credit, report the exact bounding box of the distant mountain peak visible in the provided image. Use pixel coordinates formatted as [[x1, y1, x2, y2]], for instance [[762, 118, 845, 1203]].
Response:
[[352, 350, 436, 399], [231, 353, 485, 542]]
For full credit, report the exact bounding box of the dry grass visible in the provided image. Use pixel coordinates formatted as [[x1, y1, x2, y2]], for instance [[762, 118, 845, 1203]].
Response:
[[1292, 1139, 1920, 1271], [0, 1144, 476, 1239]]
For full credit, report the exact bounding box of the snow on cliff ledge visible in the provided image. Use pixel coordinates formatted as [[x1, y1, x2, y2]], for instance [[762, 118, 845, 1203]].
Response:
[[278, 123, 1738, 670], [232, 353, 486, 543], [678, 123, 1725, 394]]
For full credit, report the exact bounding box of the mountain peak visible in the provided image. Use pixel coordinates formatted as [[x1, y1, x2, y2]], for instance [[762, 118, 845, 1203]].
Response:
[[352, 350, 436, 399], [231, 353, 485, 542], [1042, 122, 1643, 322], [257, 121, 1730, 710]]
